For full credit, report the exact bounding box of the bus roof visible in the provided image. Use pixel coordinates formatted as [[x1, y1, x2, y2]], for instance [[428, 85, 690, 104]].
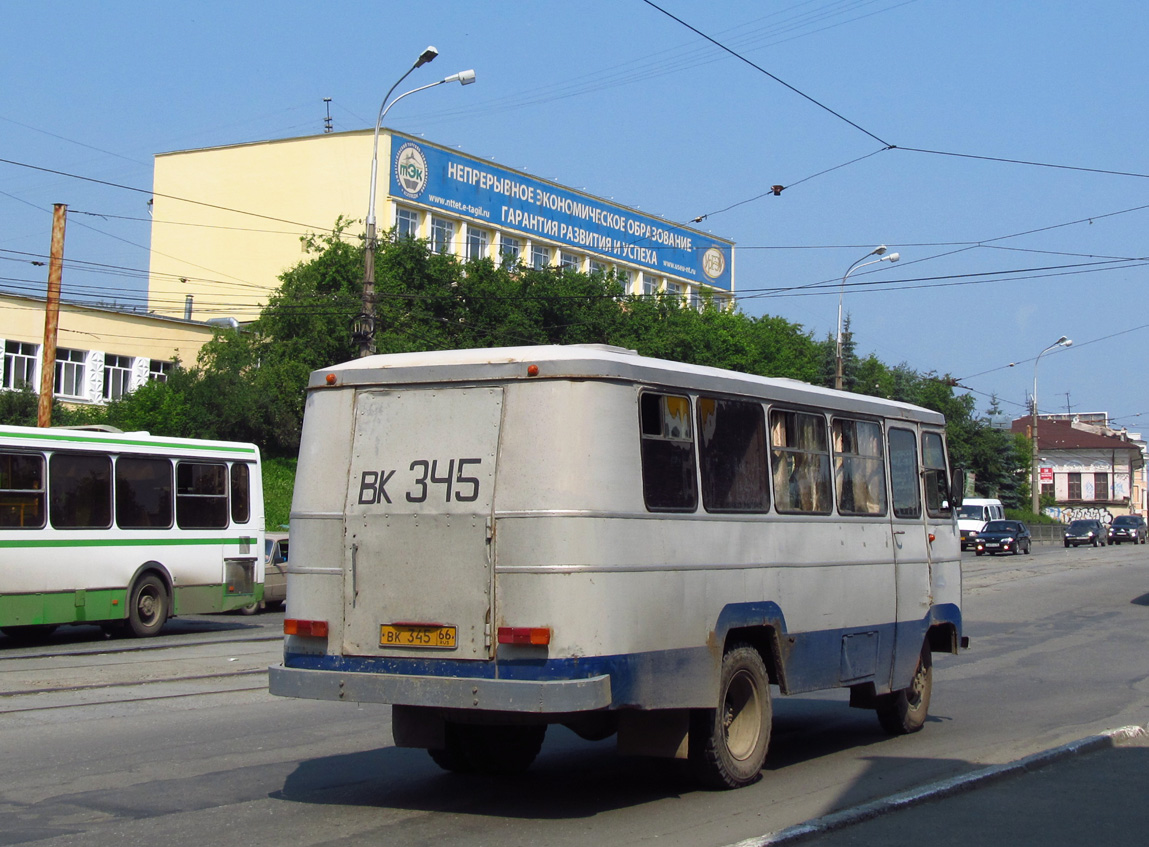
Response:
[[0, 424, 260, 457], [311, 345, 946, 425]]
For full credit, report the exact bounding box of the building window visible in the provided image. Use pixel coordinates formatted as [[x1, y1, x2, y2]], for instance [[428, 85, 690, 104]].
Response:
[[54, 348, 86, 399], [531, 244, 550, 269], [467, 227, 489, 261], [1041, 480, 1054, 500], [3, 341, 37, 390], [560, 252, 581, 271], [430, 217, 454, 254], [588, 259, 608, 275], [689, 288, 701, 310], [1068, 472, 1082, 500], [500, 236, 521, 263], [394, 207, 419, 239], [103, 355, 133, 401], [149, 360, 171, 383], [664, 281, 682, 299], [641, 273, 659, 296], [1094, 472, 1109, 501]]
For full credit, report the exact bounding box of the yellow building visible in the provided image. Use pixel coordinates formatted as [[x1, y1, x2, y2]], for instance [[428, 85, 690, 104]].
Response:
[[0, 293, 214, 404], [147, 130, 736, 318]]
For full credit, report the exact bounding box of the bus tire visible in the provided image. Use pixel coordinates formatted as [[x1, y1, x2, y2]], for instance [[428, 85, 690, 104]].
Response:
[[127, 574, 169, 638], [427, 723, 475, 774], [876, 642, 932, 735], [689, 643, 771, 790]]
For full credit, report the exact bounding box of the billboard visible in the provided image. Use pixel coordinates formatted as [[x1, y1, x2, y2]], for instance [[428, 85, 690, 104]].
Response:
[[388, 133, 733, 291]]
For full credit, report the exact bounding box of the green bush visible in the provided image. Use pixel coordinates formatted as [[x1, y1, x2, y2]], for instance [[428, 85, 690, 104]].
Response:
[[262, 456, 296, 532]]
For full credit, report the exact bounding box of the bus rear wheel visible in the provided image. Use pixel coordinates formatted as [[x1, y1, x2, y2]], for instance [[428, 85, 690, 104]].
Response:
[[876, 642, 932, 735], [127, 574, 169, 638], [689, 642, 772, 789]]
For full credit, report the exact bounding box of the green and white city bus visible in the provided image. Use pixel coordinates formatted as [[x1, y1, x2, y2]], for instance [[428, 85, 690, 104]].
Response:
[[0, 425, 264, 639]]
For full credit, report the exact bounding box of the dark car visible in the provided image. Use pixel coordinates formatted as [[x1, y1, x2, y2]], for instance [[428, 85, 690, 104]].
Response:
[[1064, 519, 1107, 548], [1108, 515, 1147, 545], [974, 520, 1032, 556]]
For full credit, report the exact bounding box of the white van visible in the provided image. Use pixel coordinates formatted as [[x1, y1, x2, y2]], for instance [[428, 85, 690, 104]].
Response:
[[957, 498, 1004, 550]]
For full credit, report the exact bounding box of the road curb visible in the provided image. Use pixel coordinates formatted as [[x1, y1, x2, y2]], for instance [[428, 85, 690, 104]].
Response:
[[728, 725, 1148, 847]]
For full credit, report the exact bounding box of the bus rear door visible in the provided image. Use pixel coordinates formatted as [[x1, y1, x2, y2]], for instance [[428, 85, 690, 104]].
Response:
[[340, 387, 503, 660]]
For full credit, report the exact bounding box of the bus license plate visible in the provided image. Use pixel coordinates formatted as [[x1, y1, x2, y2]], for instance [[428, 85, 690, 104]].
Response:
[[380, 624, 457, 648]]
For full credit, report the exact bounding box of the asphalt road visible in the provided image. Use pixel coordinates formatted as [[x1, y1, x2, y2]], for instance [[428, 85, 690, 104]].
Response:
[[1, 543, 1147, 847]]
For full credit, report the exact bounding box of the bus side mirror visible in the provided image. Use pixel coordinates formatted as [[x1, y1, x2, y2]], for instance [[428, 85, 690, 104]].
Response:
[[950, 469, 966, 510]]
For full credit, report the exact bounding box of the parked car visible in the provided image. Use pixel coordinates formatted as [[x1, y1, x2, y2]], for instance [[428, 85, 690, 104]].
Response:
[[240, 533, 288, 615], [1064, 519, 1107, 548], [974, 520, 1032, 556], [1108, 515, 1147, 545]]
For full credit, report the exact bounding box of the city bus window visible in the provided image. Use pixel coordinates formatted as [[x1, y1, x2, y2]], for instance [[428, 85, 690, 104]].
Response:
[[698, 397, 768, 513], [116, 457, 173, 529], [639, 392, 698, 512], [49, 453, 113, 529], [0, 451, 45, 529], [922, 431, 951, 517], [888, 428, 922, 519], [176, 462, 228, 529], [230, 463, 250, 524], [833, 419, 887, 516], [770, 409, 831, 514]]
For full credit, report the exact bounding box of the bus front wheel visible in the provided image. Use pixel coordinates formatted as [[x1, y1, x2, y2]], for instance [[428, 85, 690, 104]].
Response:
[[876, 642, 932, 735], [127, 574, 169, 638], [689, 642, 772, 789]]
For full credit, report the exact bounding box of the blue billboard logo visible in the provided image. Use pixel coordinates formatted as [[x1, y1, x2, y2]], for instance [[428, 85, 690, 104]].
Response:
[[395, 143, 428, 199]]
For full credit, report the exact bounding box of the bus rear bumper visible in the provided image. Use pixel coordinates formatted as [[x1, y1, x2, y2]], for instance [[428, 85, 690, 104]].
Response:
[[268, 664, 613, 713]]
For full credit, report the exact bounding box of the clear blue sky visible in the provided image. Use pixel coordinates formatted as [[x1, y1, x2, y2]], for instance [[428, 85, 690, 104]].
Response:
[[3, 1, 1147, 430]]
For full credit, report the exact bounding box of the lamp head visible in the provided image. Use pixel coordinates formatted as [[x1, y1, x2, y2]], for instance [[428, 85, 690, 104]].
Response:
[[1057, 336, 1073, 348], [445, 69, 477, 85], [871, 245, 888, 256], [415, 46, 438, 67], [885, 252, 900, 263]]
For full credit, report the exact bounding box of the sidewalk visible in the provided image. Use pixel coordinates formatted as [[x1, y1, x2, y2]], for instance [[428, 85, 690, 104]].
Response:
[[745, 727, 1149, 846]]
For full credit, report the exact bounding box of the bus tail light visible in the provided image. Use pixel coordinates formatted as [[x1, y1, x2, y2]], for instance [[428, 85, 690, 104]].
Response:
[[497, 626, 551, 646], [285, 619, 329, 638]]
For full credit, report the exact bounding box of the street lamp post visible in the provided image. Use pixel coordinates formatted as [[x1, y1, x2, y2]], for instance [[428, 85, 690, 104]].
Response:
[[1030, 335, 1073, 513], [835, 245, 899, 390], [357, 48, 477, 357]]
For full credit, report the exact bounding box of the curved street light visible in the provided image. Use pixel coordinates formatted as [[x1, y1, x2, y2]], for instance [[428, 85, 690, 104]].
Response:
[[358, 49, 477, 356], [835, 245, 900, 390], [1030, 335, 1073, 513]]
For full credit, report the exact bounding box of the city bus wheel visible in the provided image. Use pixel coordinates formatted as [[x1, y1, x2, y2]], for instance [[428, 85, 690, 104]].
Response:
[[127, 574, 169, 638], [689, 642, 772, 789], [876, 642, 932, 735], [428, 723, 475, 774]]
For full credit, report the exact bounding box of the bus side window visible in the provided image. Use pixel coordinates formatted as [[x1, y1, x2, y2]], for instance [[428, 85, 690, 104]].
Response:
[[639, 392, 698, 512], [770, 409, 831, 514], [230, 463, 251, 524], [0, 451, 46, 529], [888, 428, 922, 519], [922, 431, 951, 518], [115, 456, 173, 529], [833, 418, 887, 516], [697, 397, 769, 513], [49, 452, 113, 529], [176, 462, 228, 529]]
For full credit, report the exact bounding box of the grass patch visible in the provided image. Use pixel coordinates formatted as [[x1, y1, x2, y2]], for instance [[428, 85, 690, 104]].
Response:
[[263, 456, 297, 531]]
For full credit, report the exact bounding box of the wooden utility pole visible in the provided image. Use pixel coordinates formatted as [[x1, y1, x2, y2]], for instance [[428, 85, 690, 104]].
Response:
[[37, 204, 66, 427]]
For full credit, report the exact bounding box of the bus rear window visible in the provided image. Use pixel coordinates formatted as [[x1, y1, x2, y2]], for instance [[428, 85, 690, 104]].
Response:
[[639, 392, 697, 512], [231, 463, 251, 524], [176, 462, 228, 529], [0, 452, 45, 529]]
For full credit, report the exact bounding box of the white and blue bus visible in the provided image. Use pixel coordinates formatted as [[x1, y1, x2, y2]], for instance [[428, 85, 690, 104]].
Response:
[[270, 345, 965, 788], [0, 425, 264, 639]]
